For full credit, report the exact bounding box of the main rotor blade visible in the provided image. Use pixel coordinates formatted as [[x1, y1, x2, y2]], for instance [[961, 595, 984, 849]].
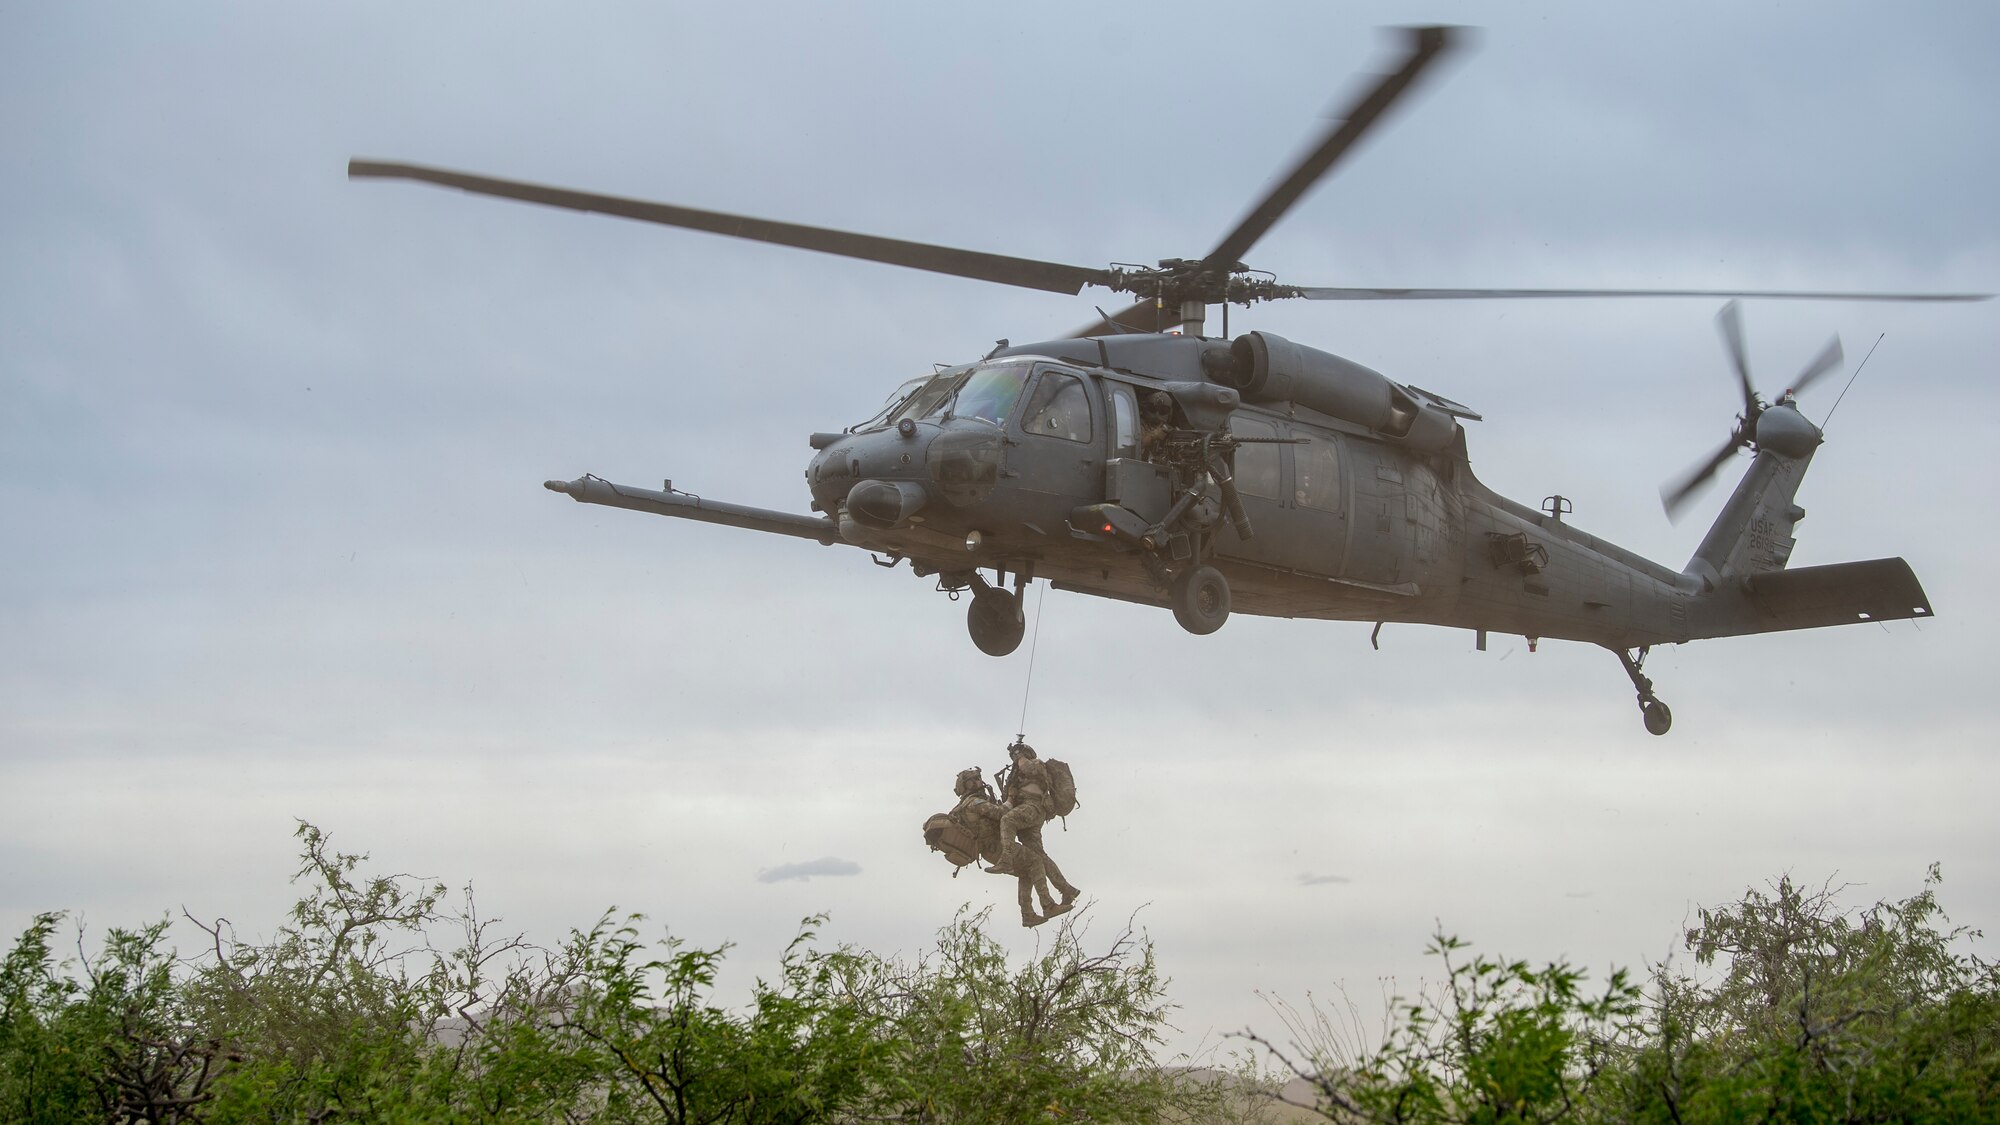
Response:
[[1067, 299, 1176, 339], [1291, 286, 1993, 302], [1716, 299, 1757, 419], [348, 160, 1113, 296], [1660, 436, 1747, 521], [1198, 25, 1460, 274], [1785, 336, 1845, 398]]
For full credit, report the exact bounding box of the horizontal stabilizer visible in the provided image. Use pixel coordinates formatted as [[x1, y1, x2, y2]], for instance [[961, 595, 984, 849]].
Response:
[[1740, 558, 1933, 631]]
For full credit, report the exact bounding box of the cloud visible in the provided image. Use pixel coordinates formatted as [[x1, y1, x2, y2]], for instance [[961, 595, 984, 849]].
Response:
[[756, 857, 862, 884], [1297, 873, 1352, 887]]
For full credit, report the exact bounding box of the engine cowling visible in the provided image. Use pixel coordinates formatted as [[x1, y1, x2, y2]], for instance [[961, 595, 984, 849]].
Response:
[[1215, 331, 1459, 453]]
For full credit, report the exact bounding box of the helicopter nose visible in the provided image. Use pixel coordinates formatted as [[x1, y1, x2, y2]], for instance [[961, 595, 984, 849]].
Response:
[[807, 426, 936, 513], [923, 426, 1005, 507], [807, 443, 855, 500]]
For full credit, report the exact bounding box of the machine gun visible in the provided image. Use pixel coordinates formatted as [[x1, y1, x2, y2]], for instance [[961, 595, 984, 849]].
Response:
[[1151, 429, 1305, 543], [1077, 429, 1305, 572]]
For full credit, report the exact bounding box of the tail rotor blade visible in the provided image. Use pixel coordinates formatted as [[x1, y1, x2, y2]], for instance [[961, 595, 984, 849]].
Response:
[[1715, 300, 1758, 416], [1660, 304, 1846, 522], [1660, 436, 1745, 521], [1786, 336, 1845, 398]]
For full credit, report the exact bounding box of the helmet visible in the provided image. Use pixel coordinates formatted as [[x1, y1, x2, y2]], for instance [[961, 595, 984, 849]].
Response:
[[1007, 741, 1036, 760], [954, 767, 984, 797]]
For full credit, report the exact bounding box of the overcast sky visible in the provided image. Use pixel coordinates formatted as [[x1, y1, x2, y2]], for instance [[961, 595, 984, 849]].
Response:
[[5, 3, 1997, 1060]]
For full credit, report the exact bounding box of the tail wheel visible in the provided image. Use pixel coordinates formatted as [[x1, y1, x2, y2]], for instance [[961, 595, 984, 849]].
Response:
[[1614, 647, 1675, 737], [1642, 700, 1673, 736], [967, 589, 1025, 656], [1170, 565, 1231, 635]]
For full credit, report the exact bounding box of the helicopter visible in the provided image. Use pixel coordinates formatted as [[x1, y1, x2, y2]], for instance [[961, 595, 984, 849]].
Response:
[[349, 26, 1984, 735]]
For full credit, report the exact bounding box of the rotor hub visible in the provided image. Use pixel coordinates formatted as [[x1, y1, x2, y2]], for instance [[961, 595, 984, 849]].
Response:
[[1104, 261, 1299, 309]]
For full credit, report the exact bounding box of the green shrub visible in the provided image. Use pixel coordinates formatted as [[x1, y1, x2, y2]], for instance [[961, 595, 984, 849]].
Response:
[[1248, 868, 1999, 1124], [1, 823, 1200, 1123]]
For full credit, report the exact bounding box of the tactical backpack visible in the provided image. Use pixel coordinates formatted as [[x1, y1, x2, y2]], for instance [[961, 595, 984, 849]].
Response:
[[1045, 759, 1078, 817], [922, 812, 981, 869]]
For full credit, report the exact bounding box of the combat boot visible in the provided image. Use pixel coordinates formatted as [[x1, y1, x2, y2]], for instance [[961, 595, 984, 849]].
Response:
[[1017, 878, 1044, 928], [1040, 856, 1080, 908]]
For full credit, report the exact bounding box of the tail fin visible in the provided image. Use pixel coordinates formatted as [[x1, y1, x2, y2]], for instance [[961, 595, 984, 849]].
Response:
[[1684, 404, 1818, 591]]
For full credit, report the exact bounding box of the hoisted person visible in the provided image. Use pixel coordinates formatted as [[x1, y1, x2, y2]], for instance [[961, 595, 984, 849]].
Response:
[[997, 741, 1080, 927]]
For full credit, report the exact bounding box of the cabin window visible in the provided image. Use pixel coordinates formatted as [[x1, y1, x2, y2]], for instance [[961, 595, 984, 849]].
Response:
[[1023, 372, 1094, 443], [1296, 434, 1342, 512], [1231, 416, 1282, 500], [1109, 384, 1139, 456]]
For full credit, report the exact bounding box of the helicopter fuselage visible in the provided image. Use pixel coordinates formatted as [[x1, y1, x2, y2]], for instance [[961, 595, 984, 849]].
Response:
[[549, 328, 1929, 699], [794, 331, 1690, 651]]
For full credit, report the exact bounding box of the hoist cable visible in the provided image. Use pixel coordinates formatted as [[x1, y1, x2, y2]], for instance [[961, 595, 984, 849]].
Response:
[[1015, 583, 1047, 742]]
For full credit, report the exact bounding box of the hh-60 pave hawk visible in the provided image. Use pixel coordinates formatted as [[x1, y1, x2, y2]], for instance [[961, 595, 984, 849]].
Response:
[[351, 27, 1985, 735]]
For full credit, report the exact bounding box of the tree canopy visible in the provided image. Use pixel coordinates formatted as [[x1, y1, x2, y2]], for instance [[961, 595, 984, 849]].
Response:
[[4, 825, 1994, 1123]]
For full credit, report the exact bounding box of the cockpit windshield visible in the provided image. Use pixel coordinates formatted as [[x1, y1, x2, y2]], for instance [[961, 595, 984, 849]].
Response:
[[852, 376, 929, 431], [885, 370, 965, 426], [884, 363, 1031, 428]]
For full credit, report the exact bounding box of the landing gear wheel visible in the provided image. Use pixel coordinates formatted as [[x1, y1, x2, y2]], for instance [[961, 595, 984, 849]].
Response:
[[1612, 646, 1675, 737], [967, 589, 1025, 656], [1170, 565, 1231, 635], [1642, 700, 1673, 737]]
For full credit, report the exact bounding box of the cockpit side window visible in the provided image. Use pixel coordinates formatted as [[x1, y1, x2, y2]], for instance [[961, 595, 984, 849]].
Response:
[[1022, 372, 1094, 443]]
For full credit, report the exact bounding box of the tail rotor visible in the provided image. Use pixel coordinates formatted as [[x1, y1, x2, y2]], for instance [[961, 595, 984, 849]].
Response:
[[1659, 301, 1842, 521]]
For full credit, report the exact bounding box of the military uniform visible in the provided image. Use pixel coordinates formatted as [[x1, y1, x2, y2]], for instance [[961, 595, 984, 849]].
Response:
[[1139, 391, 1174, 455], [950, 789, 1006, 866], [1000, 745, 1079, 926]]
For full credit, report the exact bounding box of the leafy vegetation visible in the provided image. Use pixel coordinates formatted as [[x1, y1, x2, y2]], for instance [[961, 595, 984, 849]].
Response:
[[1, 823, 1215, 1123], [1252, 866, 1999, 1123], [4, 825, 1994, 1122]]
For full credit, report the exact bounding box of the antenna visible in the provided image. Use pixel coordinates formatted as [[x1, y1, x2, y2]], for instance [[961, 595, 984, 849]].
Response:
[[1821, 332, 1885, 432]]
